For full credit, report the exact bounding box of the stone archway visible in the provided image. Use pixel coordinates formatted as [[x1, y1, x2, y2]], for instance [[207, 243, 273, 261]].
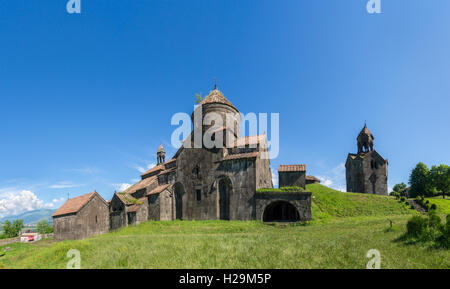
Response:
[[218, 177, 232, 220], [173, 182, 185, 220], [263, 201, 300, 222]]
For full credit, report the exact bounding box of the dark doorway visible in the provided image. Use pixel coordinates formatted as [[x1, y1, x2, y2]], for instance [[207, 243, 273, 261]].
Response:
[[174, 183, 184, 219], [127, 212, 136, 225], [219, 178, 232, 220], [263, 201, 300, 222]]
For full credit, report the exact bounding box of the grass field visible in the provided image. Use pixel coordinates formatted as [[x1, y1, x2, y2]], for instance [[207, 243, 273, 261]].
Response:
[[0, 185, 448, 269]]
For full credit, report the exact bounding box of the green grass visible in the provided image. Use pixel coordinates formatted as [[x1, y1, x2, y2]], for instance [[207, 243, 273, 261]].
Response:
[[0, 185, 447, 269], [1, 217, 448, 269], [425, 197, 450, 215], [307, 184, 414, 222]]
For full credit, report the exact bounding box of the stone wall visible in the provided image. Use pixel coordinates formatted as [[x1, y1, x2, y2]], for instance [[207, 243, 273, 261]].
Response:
[[279, 171, 306, 188], [255, 191, 312, 222], [53, 194, 110, 240]]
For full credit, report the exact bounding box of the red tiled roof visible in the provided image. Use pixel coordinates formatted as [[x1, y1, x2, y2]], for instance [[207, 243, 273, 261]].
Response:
[[125, 176, 157, 194], [53, 192, 98, 217], [165, 158, 176, 164], [141, 164, 164, 178], [278, 165, 306, 172], [222, 152, 259, 161], [233, 135, 265, 148], [159, 168, 176, 175], [147, 184, 171, 196]]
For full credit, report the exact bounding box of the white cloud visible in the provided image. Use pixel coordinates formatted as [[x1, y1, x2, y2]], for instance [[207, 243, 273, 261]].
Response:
[[316, 163, 346, 192], [0, 190, 56, 218], [134, 163, 156, 174], [271, 168, 279, 188], [49, 182, 83, 189], [114, 183, 132, 192]]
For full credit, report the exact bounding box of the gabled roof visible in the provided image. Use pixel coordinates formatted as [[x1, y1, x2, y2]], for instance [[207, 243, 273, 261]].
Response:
[[306, 175, 320, 182], [141, 164, 165, 179], [233, 135, 266, 148], [125, 175, 157, 194], [147, 184, 171, 196], [53, 192, 104, 217], [199, 88, 237, 111], [278, 165, 306, 172], [222, 152, 259, 161], [115, 192, 139, 206]]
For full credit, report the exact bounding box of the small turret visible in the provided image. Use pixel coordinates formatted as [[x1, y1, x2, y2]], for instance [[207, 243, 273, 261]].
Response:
[[157, 144, 165, 164], [357, 124, 374, 154]]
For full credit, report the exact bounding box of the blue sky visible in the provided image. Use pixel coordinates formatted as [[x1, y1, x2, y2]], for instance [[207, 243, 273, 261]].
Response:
[[1, 1, 449, 217]]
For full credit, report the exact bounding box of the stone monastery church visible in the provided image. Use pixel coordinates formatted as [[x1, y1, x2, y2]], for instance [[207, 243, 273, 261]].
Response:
[[52, 87, 314, 240]]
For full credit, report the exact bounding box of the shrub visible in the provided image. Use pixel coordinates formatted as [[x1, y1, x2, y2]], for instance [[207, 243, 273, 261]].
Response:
[[410, 205, 415, 210], [406, 216, 428, 238], [430, 204, 437, 211], [400, 196, 406, 202]]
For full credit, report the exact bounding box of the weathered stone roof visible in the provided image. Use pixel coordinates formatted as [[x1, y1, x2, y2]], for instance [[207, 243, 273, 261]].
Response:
[[115, 192, 139, 206], [199, 88, 237, 111], [147, 184, 171, 196], [278, 165, 306, 172], [359, 124, 373, 138], [124, 175, 157, 194], [306, 175, 320, 182], [233, 135, 265, 148], [141, 164, 165, 179], [127, 198, 146, 212], [222, 152, 260, 161], [53, 192, 102, 217]]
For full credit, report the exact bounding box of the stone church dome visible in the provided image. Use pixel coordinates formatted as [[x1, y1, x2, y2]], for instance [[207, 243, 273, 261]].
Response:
[[199, 88, 238, 112]]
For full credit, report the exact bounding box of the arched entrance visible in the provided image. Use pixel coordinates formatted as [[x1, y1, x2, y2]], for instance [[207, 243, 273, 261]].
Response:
[[263, 201, 300, 222], [173, 183, 184, 220], [218, 177, 232, 220]]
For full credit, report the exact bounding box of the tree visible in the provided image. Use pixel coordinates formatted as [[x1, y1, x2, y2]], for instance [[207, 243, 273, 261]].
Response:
[[409, 162, 432, 198], [194, 93, 203, 104], [430, 164, 450, 199], [2, 219, 23, 238], [37, 220, 53, 234], [393, 182, 407, 193]]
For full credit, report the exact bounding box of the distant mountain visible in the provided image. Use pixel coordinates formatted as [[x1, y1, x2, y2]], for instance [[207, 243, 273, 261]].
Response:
[[0, 209, 55, 225]]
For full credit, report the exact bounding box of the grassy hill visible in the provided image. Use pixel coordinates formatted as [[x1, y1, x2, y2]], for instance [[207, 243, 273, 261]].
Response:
[[424, 196, 450, 215], [0, 185, 448, 269], [307, 184, 413, 222]]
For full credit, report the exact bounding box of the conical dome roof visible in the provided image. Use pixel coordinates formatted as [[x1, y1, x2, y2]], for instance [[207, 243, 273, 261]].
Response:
[[199, 88, 237, 111], [358, 124, 373, 138]]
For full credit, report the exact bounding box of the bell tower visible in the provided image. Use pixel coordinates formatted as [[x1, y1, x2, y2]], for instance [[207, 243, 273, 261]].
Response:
[[157, 144, 165, 164], [357, 123, 374, 154], [346, 124, 388, 195]]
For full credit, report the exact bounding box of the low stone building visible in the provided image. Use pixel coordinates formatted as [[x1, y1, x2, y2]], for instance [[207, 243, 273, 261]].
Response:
[[306, 175, 321, 185], [53, 191, 109, 240], [345, 124, 388, 195], [278, 165, 306, 188]]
